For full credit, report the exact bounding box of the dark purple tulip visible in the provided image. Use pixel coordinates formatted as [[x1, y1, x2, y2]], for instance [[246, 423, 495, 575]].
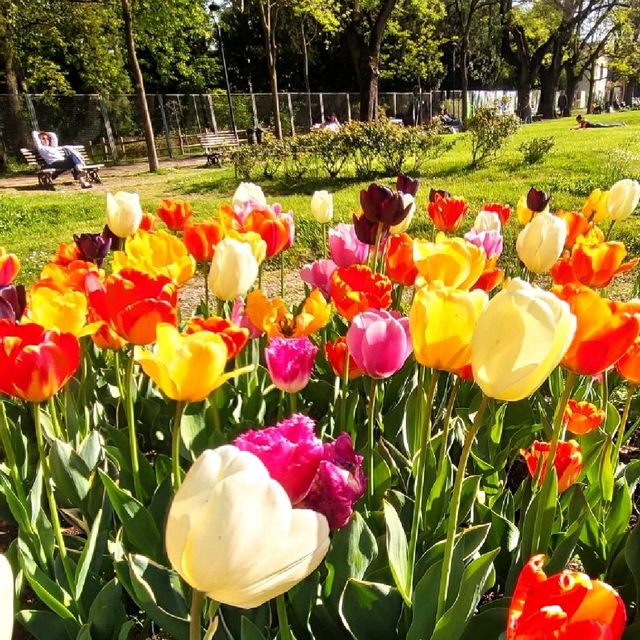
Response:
[[73, 230, 112, 267], [0, 285, 26, 323], [360, 183, 408, 226], [429, 188, 451, 203], [397, 174, 419, 196], [352, 212, 389, 246], [101, 225, 122, 251], [526, 188, 551, 212]]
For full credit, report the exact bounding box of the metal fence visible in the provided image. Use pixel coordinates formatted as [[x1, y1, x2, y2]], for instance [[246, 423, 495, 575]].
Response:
[[0, 90, 519, 164]]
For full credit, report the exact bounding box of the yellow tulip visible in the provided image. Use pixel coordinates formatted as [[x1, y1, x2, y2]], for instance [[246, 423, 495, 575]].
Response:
[[516, 212, 567, 274], [224, 229, 267, 265], [0, 554, 13, 640], [134, 323, 253, 402], [112, 229, 196, 286], [26, 286, 99, 337], [516, 196, 549, 226], [166, 445, 330, 609], [295, 288, 332, 336], [471, 278, 576, 401], [582, 189, 609, 223], [409, 283, 488, 372], [413, 233, 486, 290]]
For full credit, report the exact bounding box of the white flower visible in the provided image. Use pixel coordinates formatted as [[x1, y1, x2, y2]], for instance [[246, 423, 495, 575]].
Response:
[[473, 210, 502, 233], [310, 190, 334, 224], [106, 192, 143, 238], [607, 179, 640, 221], [233, 182, 267, 209], [208, 238, 259, 300]]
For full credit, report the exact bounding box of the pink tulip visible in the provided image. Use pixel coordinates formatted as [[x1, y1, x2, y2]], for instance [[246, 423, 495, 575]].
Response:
[[346, 309, 412, 378], [234, 414, 324, 504], [231, 297, 263, 339], [464, 228, 503, 258], [265, 336, 318, 393], [301, 433, 367, 529], [328, 223, 370, 267], [300, 259, 338, 299]]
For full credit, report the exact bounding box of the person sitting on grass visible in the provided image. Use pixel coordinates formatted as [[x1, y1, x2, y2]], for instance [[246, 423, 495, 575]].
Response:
[[572, 114, 626, 130], [32, 130, 92, 188]]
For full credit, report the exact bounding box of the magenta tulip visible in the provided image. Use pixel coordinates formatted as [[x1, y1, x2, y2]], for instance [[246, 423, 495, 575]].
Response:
[[328, 223, 370, 267], [346, 309, 412, 378], [464, 228, 503, 258], [265, 337, 318, 393], [300, 259, 337, 299]]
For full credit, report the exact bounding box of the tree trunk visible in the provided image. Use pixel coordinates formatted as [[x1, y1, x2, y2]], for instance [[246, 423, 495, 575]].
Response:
[[258, 1, 283, 139], [587, 59, 596, 114], [624, 80, 636, 106], [566, 68, 577, 116], [300, 20, 313, 130], [121, 0, 158, 172], [460, 46, 469, 122], [538, 66, 558, 119], [516, 75, 532, 116], [265, 44, 283, 139]]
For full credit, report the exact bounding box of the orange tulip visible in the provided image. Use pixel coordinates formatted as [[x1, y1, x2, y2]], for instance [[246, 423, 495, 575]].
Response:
[[563, 399, 605, 435], [139, 211, 156, 232], [51, 242, 81, 266], [330, 265, 392, 321], [325, 337, 363, 380], [242, 205, 294, 258], [183, 219, 225, 262], [37, 260, 102, 293], [553, 284, 639, 375], [86, 269, 178, 345], [427, 193, 468, 232], [185, 316, 249, 359], [616, 336, 640, 384], [482, 202, 511, 225], [557, 210, 592, 249], [507, 555, 626, 640], [471, 256, 504, 292], [89, 311, 127, 351], [385, 233, 417, 286], [157, 199, 193, 231], [0, 321, 80, 403], [551, 241, 638, 289], [0, 248, 20, 286], [521, 440, 582, 492]]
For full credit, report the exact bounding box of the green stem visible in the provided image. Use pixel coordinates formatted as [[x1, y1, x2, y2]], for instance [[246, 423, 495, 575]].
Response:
[[322, 223, 327, 259], [371, 223, 384, 273], [605, 219, 616, 241], [48, 397, 65, 441], [124, 353, 143, 500], [340, 347, 351, 429], [394, 284, 405, 312], [0, 401, 27, 504], [190, 590, 205, 640], [436, 394, 490, 620], [290, 392, 298, 414], [203, 264, 210, 318], [367, 377, 378, 503], [280, 251, 285, 298], [258, 263, 263, 289], [612, 384, 634, 469], [437, 376, 462, 471], [216, 297, 224, 318], [172, 401, 187, 490], [407, 369, 440, 592], [276, 593, 292, 640]]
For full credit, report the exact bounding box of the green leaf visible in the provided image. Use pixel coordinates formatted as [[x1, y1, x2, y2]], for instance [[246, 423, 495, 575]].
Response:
[[625, 522, 640, 613], [88, 579, 128, 640], [407, 560, 441, 640], [458, 475, 481, 526], [78, 430, 103, 470], [383, 500, 411, 605], [16, 610, 79, 640], [339, 579, 403, 640], [599, 437, 615, 503], [241, 616, 267, 640], [74, 508, 103, 601], [545, 513, 586, 575], [623, 620, 640, 639], [606, 480, 632, 551], [118, 621, 137, 640], [459, 606, 508, 640]]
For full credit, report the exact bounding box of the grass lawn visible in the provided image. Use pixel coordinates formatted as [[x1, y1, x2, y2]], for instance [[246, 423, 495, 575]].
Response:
[[1, 110, 639, 283]]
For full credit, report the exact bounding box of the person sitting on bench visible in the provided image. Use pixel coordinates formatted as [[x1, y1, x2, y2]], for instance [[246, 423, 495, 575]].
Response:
[[32, 131, 92, 188]]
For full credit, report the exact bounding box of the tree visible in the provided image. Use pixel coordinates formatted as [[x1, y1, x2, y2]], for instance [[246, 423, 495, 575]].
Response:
[[607, 1, 640, 105]]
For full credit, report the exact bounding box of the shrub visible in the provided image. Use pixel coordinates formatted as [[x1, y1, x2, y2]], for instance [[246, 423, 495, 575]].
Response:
[[519, 136, 555, 164], [307, 129, 350, 178], [467, 106, 521, 167]]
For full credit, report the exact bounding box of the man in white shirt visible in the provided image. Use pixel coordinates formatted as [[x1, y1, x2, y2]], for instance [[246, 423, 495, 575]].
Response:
[[32, 131, 92, 188]]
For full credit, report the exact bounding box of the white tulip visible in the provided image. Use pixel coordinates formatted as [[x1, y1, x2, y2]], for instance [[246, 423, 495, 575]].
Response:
[[232, 182, 267, 209], [310, 190, 334, 224], [473, 210, 502, 233], [607, 179, 640, 221], [516, 212, 567, 274], [166, 446, 330, 609], [208, 238, 258, 301], [390, 193, 416, 234], [106, 191, 143, 238], [0, 554, 13, 640]]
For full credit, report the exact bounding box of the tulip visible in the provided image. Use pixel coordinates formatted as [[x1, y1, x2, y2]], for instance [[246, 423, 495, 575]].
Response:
[[0, 322, 80, 403], [507, 555, 626, 640], [521, 439, 582, 492], [526, 187, 551, 212], [0, 554, 12, 640], [0, 285, 26, 323], [265, 337, 318, 393], [328, 223, 369, 266], [165, 445, 330, 609], [553, 284, 639, 375], [360, 183, 409, 226], [224, 229, 267, 265], [26, 286, 97, 337], [51, 242, 81, 266], [0, 248, 20, 286], [183, 219, 225, 262], [481, 202, 511, 225], [556, 210, 591, 249], [89, 313, 127, 351], [310, 190, 334, 224], [235, 414, 324, 504], [139, 211, 156, 231], [86, 269, 178, 345], [429, 188, 451, 201], [471, 279, 576, 401], [471, 257, 504, 293], [464, 228, 503, 259], [607, 178, 640, 221], [346, 309, 412, 379], [413, 234, 486, 290], [300, 259, 337, 299], [352, 209, 387, 245], [232, 182, 267, 209], [208, 238, 259, 301], [563, 399, 605, 435], [37, 259, 101, 293], [390, 193, 416, 234], [242, 204, 294, 258], [385, 233, 418, 286], [113, 229, 196, 286], [73, 231, 112, 267], [516, 212, 567, 274], [330, 264, 392, 321], [106, 191, 143, 238], [325, 337, 363, 380], [427, 193, 468, 232], [156, 199, 193, 231], [616, 336, 640, 384], [582, 188, 609, 222], [410, 283, 488, 373], [231, 297, 264, 339], [397, 174, 419, 195], [473, 210, 502, 232], [185, 316, 249, 360]]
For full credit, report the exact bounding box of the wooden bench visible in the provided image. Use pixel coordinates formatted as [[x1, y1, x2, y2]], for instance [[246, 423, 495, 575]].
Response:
[[20, 145, 104, 190], [197, 132, 240, 167]]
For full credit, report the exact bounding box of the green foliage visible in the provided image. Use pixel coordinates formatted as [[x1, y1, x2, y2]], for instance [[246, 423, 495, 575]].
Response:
[[466, 106, 521, 167], [519, 135, 555, 165]]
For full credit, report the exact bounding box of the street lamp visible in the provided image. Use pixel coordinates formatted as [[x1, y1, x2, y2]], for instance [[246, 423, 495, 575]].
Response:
[[209, 2, 238, 139]]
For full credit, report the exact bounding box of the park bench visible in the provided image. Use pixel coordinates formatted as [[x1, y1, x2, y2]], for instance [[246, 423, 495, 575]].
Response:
[[197, 131, 241, 167], [20, 146, 104, 190]]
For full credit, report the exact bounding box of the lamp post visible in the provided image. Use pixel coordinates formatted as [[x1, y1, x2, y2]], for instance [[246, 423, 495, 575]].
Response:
[[209, 3, 238, 139]]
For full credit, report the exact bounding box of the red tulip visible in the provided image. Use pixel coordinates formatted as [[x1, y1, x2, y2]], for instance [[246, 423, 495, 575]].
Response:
[[482, 202, 511, 225], [185, 316, 249, 359], [325, 337, 363, 380], [157, 199, 193, 231], [330, 264, 392, 321], [183, 219, 225, 262], [385, 233, 417, 286], [521, 440, 582, 492], [427, 193, 468, 232]]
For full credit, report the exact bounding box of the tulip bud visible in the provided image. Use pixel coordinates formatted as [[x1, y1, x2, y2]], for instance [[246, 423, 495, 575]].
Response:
[[397, 174, 419, 196], [607, 179, 640, 221], [106, 192, 143, 238], [310, 190, 334, 224], [232, 182, 267, 209], [360, 183, 409, 226], [329, 223, 369, 266], [0, 284, 26, 323], [390, 193, 416, 234], [265, 337, 318, 393], [516, 212, 567, 273], [0, 248, 20, 286], [73, 231, 112, 267], [521, 440, 582, 492], [300, 259, 337, 299], [208, 238, 259, 301], [473, 210, 502, 233], [0, 554, 13, 640], [526, 187, 551, 212]]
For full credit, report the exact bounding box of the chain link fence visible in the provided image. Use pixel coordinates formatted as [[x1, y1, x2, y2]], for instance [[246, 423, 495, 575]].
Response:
[[1, 90, 518, 165]]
